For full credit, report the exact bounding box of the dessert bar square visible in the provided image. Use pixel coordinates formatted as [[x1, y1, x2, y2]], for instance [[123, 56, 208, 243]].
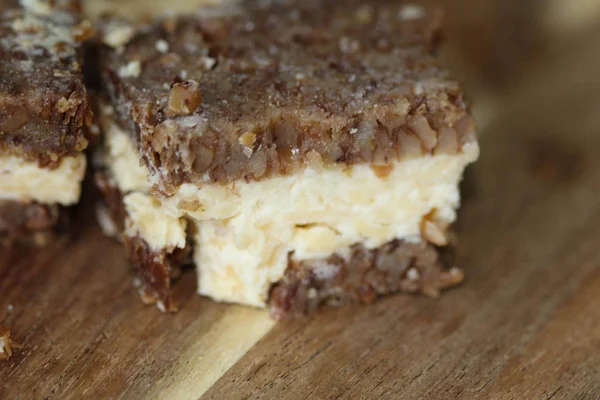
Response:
[[0, 0, 92, 245], [97, 0, 479, 316]]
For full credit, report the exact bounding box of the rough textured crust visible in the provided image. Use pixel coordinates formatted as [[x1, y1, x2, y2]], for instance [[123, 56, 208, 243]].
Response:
[[0, 199, 68, 246], [0, 0, 93, 167], [124, 234, 191, 312], [269, 239, 462, 319], [95, 171, 191, 311], [101, 0, 477, 195]]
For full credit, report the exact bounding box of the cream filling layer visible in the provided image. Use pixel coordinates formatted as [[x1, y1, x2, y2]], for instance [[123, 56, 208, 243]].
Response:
[[104, 118, 478, 307], [0, 153, 86, 205]]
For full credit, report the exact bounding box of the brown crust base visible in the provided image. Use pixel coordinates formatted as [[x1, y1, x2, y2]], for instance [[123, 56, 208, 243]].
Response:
[[0, 200, 68, 246], [95, 171, 191, 311], [269, 240, 462, 320], [124, 234, 191, 313]]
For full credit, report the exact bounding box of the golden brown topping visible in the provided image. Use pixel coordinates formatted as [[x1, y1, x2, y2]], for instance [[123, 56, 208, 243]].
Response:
[[167, 80, 203, 117], [101, 0, 477, 189]]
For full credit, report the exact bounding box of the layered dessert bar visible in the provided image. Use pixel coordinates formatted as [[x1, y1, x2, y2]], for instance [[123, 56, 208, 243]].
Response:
[[96, 0, 479, 316], [0, 0, 92, 245]]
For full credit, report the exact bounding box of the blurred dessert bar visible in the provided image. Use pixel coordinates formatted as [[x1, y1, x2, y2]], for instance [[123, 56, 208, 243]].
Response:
[[0, 0, 92, 245], [96, 0, 479, 316]]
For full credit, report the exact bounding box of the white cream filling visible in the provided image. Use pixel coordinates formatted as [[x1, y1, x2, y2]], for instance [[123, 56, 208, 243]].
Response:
[[104, 120, 478, 307], [104, 118, 150, 194], [123, 192, 188, 251], [0, 153, 86, 205]]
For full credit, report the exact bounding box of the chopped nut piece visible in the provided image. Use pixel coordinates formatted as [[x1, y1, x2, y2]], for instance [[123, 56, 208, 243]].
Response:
[[409, 115, 437, 151], [167, 80, 203, 117], [239, 132, 257, 157], [238, 132, 256, 147], [420, 215, 448, 246], [435, 127, 459, 155]]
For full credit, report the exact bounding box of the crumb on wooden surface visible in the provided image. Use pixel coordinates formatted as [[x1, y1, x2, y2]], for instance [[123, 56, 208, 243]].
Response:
[[0, 325, 22, 360]]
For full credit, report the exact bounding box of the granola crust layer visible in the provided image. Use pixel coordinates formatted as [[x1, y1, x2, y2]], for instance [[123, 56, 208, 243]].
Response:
[[269, 239, 462, 319], [101, 0, 476, 195], [95, 171, 190, 311], [124, 234, 191, 313]]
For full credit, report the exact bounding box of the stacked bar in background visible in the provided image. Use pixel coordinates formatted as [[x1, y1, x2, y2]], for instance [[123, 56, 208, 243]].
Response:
[[96, 0, 479, 316], [0, 0, 92, 245]]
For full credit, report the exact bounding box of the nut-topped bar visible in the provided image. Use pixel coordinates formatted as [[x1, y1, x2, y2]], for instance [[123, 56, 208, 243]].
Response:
[[0, 0, 92, 245], [97, 0, 479, 315]]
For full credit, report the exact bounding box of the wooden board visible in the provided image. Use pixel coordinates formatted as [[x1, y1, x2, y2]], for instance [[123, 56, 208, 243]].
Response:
[[3, 1, 600, 398]]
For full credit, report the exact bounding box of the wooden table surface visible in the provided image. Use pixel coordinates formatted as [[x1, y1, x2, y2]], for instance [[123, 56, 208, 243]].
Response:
[[2, 1, 600, 399]]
